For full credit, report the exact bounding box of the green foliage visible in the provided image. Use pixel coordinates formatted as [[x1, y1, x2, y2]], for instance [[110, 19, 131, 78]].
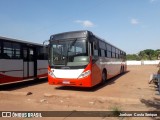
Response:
[[126, 54, 140, 60], [111, 106, 122, 117], [138, 51, 148, 60], [127, 49, 160, 60]]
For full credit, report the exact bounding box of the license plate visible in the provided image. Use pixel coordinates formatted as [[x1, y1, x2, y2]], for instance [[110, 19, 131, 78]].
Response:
[[62, 81, 70, 84]]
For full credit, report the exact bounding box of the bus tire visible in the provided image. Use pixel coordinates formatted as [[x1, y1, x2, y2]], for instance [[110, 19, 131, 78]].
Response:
[[102, 69, 107, 83]]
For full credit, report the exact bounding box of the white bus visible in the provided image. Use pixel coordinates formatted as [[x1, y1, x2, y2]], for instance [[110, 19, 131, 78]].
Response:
[[48, 31, 127, 87], [0, 36, 48, 85]]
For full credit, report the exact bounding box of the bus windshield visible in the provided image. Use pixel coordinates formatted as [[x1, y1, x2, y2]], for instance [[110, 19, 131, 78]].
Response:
[[49, 38, 89, 67]]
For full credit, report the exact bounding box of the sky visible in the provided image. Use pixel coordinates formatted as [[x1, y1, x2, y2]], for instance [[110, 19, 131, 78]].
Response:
[[0, 0, 160, 54]]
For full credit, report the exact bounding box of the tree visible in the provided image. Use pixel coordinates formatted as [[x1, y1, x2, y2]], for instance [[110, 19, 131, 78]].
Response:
[[143, 49, 155, 60], [127, 49, 159, 60], [138, 51, 148, 60], [126, 54, 140, 60], [155, 49, 160, 59]]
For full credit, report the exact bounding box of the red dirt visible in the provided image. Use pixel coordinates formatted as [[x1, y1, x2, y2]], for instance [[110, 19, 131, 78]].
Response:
[[0, 65, 159, 120]]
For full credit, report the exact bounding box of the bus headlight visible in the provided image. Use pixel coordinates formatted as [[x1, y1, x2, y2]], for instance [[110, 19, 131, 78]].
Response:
[[78, 70, 91, 79], [48, 70, 56, 78]]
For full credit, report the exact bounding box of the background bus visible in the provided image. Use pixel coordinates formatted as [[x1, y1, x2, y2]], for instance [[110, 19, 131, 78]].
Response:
[[48, 30, 126, 87], [0, 36, 48, 85]]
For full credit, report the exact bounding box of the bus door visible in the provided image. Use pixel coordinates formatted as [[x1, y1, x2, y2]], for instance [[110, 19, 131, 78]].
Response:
[[23, 47, 37, 78]]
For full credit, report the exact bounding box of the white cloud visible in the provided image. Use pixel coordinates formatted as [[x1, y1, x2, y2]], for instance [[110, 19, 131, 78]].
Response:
[[150, 0, 157, 3], [130, 18, 139, 25], [75, 20, 94, 27]]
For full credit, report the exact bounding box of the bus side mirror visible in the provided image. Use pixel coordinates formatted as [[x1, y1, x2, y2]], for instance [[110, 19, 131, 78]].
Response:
[[43, 40, 49, 46], [43, 40, 49, 59]]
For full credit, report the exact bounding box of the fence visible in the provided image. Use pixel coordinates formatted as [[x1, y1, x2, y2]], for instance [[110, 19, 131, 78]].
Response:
[[127, 60, 160, 65]]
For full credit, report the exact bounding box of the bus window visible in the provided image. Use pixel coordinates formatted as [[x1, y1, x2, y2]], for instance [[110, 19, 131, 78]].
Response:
[[37, 47, 48, 60], [99, 41, 106, 50], [92, 40, 98, 56], [23, 48, 28, 61], [76, 46, 82, 53], [118, 50, 121, 55], [105, 50, 107, 57], [0, 41, 2, 58], [116, 48, 119, 54], [3, 42, 21, 59], [29, 48, 34, 61], [116, 53, 119, 58], [107, 51, 111, 58], [92, 42, 98, 56], [94, 50, 98, 56], [0, 41, 1, 53], [101, 50, 105, 57], [12, 43, 20, 59], [106, 44, 112, 58], [112, 52, 116, 58], [4, 42, 12, 58], [49, 38, 88, 66], [107, 44, 111, 51], [112, 47, 116, 53]]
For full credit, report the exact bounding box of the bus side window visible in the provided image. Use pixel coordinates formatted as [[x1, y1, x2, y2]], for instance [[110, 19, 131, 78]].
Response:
[[93, 42, 98, 56], [37, 47, 48, 60], [12, 43, 20, 59], [0, 41, 1, 54], [106, 44, 112, 58], [0, 41, 2, 59], [3, 42, 12, 59], [3, 42, 21, 59], [23, 49, 28, 61], [101, 50, 105, 57]]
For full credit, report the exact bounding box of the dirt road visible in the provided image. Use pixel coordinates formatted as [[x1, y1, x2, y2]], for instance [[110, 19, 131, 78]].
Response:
[[0, 65, 160, 120]]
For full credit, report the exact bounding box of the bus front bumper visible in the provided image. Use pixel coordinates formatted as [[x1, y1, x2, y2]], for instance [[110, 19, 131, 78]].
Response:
[[48, 75, 92, 87]]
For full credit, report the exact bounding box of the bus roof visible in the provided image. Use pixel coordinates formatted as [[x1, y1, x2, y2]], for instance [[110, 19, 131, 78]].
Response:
[[50, 30, 126, 53], [0, 36, 43, 47], [50, 30, 90, 40]]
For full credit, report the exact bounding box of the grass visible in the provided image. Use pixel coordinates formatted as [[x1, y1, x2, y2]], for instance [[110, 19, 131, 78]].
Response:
[[111, 106, 122, 117]]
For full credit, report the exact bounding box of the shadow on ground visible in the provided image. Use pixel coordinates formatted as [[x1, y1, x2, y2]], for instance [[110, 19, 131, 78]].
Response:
[[140, 91, 160, 119], [55, 71, 130, 92], [141, 97, 160, 110], [0, 78, 47, 91]]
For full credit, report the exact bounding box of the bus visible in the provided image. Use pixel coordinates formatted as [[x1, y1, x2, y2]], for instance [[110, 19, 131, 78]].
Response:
[[0, 36, 48, 85], [48, 30, 126, 87]]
